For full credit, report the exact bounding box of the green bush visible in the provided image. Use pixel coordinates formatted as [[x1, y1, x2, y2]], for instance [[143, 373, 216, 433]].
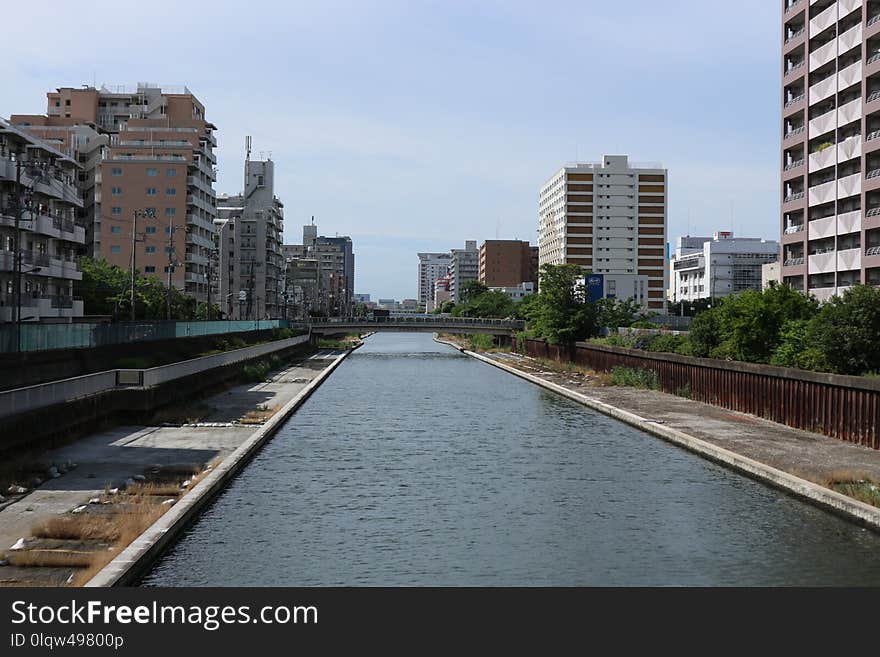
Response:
[[609, 367, 659, 390], [643, 333, 687, 353], [467, 334, 495, 351]]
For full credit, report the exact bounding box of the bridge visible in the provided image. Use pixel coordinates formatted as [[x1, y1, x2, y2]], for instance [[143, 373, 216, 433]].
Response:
[[307, 316, 524, 336]]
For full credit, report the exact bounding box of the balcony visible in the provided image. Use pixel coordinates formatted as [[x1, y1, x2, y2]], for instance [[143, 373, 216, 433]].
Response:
[[784, 191, 805, 204], [809, 144, 836, 171], [809, 215, 836, 239], [784, 256, 805, 267], [784, 126, 805, 140], [809, 250, 837, 275], [839, 60, 863, 90], [809, 180, 836, 205], [839, 22, 864, 55], [784, 0, 802, 14], [809, 109, 836, 138], [838, 209, 862, 234], [866, 246, 880, 256], [837, 99, 863, 130], [784, 158, 805, 171], [784, 224, 805, 234], [838, 247, 862, 272], [785, 61, 806, 79], [785, 93, 805, 108], [785, 28, 805, 45], [810, 3, 837, 35], [810, 74, 836, 104], [868, 90, 880, 104], [810, 40, 836, 72], [839, 172, 863, 198]]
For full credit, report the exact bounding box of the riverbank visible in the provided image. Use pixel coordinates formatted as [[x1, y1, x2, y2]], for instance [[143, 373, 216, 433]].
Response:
[[434, 335, 880, 532], [0, 344, 358, 587]]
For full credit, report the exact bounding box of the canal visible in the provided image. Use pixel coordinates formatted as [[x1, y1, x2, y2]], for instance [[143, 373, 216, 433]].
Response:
[[142, 332, 880, 586]]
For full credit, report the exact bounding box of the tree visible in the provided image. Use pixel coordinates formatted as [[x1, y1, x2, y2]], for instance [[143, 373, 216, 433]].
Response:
[[807, 284, 880, 375], [434, 300, 456, 314], [464, 290, 515, 318], [596, 297, 645, 329], [688, 283, 818, 362], [525, 264, 598, 345], [460, 280, 489, 305], [75, 257, 130, 317]]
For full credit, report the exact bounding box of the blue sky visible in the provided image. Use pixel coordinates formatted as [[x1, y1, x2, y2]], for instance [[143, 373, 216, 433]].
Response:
[[2, 1, 780, 300]]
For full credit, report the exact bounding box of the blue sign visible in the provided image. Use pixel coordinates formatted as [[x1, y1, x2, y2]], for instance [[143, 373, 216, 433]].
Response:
[[586, 274, 604, 303]]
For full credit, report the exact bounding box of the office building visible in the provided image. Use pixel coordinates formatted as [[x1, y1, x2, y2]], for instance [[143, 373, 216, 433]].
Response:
[[781, 1, 880, 300], [479, 239, 538, 288], [538, 155, 667, 310], [12, 83, 218, 304], [0, 119, 85, 322], [282, 222, 351, 317], [670, 231, 779, 303]]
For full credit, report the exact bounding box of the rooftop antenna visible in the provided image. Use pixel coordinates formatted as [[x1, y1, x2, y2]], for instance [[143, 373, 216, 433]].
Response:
[[496, 218, 500, 239], [245, 135, 252, 191]]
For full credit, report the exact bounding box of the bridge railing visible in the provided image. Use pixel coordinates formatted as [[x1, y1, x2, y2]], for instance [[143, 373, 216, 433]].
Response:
[[307, 316, 524, 329]]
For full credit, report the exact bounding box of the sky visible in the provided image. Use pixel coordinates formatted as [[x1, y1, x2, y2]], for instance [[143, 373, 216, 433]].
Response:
[[1, 0, 780, 300]]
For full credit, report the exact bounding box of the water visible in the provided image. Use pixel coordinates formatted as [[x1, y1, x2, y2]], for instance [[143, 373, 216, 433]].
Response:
[[142, 333, 880, 586]]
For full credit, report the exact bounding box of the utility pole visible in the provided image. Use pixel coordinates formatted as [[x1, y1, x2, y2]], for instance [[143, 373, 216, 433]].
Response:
[[166, 212, 176, 320], [13, 150, 23, 354], [129, 208, 156, 321]]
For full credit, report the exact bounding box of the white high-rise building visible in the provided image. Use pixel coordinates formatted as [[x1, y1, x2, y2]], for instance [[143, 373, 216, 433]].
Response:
[[418, 252, 452, 311], [538, 155, 667, 311]]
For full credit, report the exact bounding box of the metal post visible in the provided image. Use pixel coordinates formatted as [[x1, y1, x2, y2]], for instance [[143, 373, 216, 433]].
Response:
[[166, 212, 174, 320]]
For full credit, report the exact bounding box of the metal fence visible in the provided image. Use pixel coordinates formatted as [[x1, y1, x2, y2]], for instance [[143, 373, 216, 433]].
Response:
[[0, 320, 296, 353], [520, 338, 880, 450]]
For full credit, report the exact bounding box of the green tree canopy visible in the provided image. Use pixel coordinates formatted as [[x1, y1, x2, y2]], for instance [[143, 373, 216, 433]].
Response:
[[525, 264, 598, 345], [806, 284, 880, 374]]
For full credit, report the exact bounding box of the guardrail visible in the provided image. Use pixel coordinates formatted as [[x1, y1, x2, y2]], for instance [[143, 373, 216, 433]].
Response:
[[308, 316, 524, 330], [0, 335, 309, 419], [0, 319, 298, 353]]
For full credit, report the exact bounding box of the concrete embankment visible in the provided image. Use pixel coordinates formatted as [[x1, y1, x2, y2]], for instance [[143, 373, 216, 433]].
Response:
[[84, 347, 355, 587], [434, 336, 880, 533]]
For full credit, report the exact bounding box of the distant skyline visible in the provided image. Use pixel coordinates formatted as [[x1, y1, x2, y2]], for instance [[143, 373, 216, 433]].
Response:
[[3, 1, 780, 300]]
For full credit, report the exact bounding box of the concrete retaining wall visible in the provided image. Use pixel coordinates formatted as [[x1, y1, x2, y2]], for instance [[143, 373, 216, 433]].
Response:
[[85, 348, 355, 587], [452, 341, 880, 533]]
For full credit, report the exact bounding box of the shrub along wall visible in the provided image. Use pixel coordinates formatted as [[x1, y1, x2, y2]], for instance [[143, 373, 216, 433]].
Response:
[[519, 338, 880, 450]]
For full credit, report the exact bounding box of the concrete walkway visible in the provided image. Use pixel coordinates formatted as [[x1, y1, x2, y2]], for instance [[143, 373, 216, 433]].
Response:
[[0, 350, 341, 565], [486, 350, 880, 487]]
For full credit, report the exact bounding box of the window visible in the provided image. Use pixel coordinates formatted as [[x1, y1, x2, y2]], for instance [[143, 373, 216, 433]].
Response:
[[165, 227, 173, 234], [165, 208, 176, 216], [145, 226, 157, 234], [110, 245, 121, 254], [166, 169, 177, 177], [111, 167, 123, 176], [165, 246, 173, 254], [145, 208, 157, 216], [65, 99, 70, 106], [144, 266, 156, 273], [146, 188, 157, 196], [146, 246, 156, 254], [111, 207, 122, 215], [110, 226, 121, 234], [147, 168, 158, 177], [112, 187, 122, 196], [257, 175, 264, 186], [166, 188, 176, 196]]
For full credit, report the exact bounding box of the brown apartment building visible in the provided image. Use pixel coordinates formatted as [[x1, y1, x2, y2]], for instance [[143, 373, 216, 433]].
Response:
[[478, 240, 538, 288], [781, 1, 880, 301], [11, 84, 218, 304], [537, 155, 667, 311]]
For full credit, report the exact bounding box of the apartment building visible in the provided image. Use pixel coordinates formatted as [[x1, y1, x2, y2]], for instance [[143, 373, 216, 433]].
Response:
[[417, 252, 452, 311], [670, 231, 779, 303], [780, 1, 880, 299], [11, 83, 218, 304], [478, 239, 538, 288], [283, 223, 350, 317], [0, 119, 86, 322], [449, 240, 479, 304], [216, 152, 284, 319], [538, 155, 667, 311]]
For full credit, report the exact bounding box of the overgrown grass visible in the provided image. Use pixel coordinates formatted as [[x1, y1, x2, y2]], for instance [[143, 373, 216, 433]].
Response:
[[467, 334, 495, 351], [818, 470, 880, 508], [609, 367, 659, 390], [241, 355, 284, 382]]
